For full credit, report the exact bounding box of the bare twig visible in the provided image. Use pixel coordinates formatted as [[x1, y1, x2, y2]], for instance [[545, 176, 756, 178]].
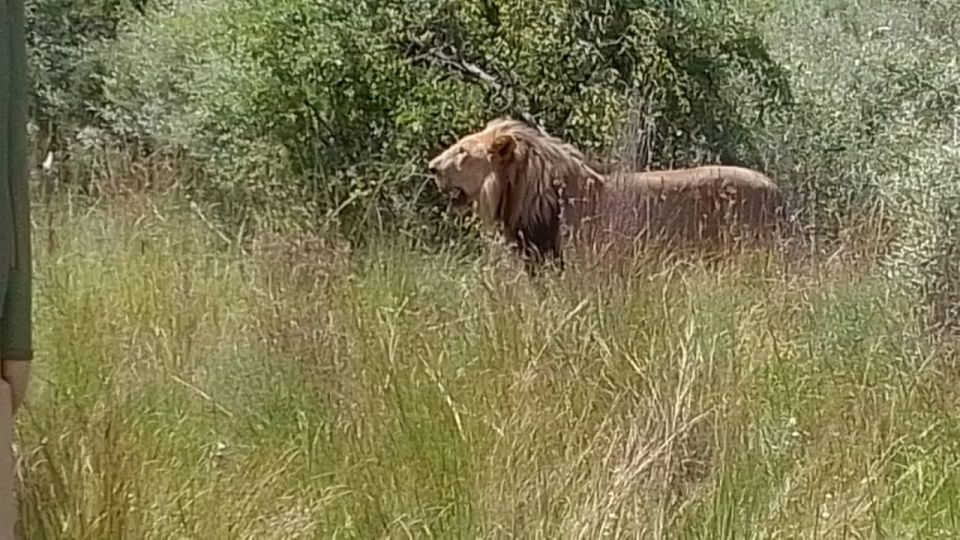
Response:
[[404, 44, 543, 128]]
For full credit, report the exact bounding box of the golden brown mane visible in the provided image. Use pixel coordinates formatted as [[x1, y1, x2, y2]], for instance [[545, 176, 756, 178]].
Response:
[[477, 118, 605, 273]]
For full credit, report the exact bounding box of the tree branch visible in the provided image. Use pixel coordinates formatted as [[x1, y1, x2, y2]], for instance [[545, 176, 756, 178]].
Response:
[[402, 42, 624, 173], [402, 43, 539, 120]]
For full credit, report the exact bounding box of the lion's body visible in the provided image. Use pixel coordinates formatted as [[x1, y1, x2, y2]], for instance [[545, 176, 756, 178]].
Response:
[[584, 165, 787, 249], [427, 118, 789, 274]]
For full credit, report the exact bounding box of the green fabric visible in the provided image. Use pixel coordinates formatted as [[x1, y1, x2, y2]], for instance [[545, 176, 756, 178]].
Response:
[[0, 0, 33, 361]]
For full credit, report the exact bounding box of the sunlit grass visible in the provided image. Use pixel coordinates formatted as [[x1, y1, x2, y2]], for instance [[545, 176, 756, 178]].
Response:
[[10, 194, 960, 539]]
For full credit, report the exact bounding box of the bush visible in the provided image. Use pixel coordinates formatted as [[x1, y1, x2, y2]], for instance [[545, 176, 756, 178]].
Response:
[[26, 0, 960, 325], [95, 0, 792, 238], [748, 0, 960, 328], [25, 0, 141, 152]]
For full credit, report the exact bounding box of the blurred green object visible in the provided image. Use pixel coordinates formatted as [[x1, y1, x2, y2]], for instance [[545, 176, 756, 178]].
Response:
[[0, 0, 33, 361]]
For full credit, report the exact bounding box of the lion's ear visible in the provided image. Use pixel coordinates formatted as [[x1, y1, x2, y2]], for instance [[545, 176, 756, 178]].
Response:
[[488, 133, 517, 162]]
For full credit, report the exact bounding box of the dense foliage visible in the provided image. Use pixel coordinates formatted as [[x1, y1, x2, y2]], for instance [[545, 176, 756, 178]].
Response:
[[28, 0, 792, 233], [21, 0, 960, 326], [24, 0, 139, 150]]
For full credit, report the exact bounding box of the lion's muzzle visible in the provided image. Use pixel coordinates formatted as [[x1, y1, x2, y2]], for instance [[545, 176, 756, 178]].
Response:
[[434, 182, 469, 208], [428, 166, 469, 208], [448, 187, 469, 207]]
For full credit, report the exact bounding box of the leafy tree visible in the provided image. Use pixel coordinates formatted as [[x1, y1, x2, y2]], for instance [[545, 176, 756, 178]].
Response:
[[84, 0, 793, 237], [25, 0, 142, 155]]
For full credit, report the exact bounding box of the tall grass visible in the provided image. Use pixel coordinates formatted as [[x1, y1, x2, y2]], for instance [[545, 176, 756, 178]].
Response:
[[11, 193, 960, 539]]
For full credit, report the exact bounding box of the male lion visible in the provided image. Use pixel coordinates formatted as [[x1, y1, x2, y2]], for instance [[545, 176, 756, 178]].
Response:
[[427, 118, 788, 274], [428, 118, 604, 274]]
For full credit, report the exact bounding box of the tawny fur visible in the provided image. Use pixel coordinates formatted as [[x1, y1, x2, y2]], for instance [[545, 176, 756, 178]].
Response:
[[427, 117, 788, 273], [588, 165, 787, 249]]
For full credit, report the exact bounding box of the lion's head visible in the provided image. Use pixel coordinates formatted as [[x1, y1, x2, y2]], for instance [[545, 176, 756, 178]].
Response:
[[427, 118, 604, 272], [427, 119, 515, 224]]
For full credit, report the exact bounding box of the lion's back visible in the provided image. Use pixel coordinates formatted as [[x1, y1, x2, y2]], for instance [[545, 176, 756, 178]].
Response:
[[585, 165, 787, 246]]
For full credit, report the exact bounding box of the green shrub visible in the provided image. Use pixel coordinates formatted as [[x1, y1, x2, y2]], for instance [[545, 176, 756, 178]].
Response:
[[25, 0, 140, 149], [748, 0, 960, 327], [96, 0, 792, 237]]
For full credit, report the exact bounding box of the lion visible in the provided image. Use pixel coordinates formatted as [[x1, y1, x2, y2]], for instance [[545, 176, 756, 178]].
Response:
[[427, 117, 788, 274], [427, 118, 604, 274]]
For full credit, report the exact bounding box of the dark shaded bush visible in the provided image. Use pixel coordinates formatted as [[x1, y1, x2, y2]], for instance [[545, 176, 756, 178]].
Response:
[[25, 0, 142, 157]]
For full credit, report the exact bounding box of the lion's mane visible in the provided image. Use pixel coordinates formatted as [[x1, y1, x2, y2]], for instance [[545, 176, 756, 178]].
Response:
[[478, 118, 604, 272]]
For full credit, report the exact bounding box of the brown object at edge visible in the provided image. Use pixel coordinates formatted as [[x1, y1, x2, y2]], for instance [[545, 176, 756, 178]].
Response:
[[0, 379, 13, 540]]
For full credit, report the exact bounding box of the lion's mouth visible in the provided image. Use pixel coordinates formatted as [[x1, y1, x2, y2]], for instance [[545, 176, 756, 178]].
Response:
[[450, 188, 470, 207], [440, 186, 471, 208]]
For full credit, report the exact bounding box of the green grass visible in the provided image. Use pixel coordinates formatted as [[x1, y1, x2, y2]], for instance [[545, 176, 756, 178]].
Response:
[[11, 194, 960, 539]]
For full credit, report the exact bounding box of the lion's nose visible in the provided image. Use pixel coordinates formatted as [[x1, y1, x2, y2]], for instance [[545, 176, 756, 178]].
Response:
[[427, 156, 443, 175]]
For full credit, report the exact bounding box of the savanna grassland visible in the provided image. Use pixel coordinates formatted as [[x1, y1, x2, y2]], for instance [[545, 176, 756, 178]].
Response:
[[15, 0, 960, 538], [19, 194, 960, 539]]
